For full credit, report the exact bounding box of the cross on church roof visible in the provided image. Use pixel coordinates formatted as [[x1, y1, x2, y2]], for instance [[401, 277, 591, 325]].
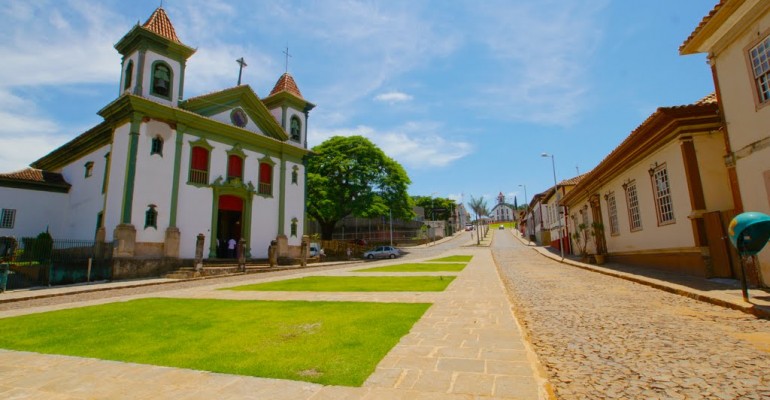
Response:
[[236, 57, 247, 86], [283, 46, 292, 73]]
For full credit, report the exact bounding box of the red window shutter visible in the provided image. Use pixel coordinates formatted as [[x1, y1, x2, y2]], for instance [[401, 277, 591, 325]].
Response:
[[228, 155, 242, 179], [191, 147, 208, 171], [259, 163, 272, 184]]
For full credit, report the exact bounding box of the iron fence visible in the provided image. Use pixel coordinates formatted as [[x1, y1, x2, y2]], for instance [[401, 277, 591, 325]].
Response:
[[5, 238, 112, 290]]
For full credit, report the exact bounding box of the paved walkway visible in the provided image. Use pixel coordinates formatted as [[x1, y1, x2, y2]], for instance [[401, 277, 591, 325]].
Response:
[[0, 248, 547, 399]]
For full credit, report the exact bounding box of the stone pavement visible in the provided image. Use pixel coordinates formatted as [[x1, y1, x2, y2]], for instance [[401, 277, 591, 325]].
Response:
[[0, 248, 549, 399]]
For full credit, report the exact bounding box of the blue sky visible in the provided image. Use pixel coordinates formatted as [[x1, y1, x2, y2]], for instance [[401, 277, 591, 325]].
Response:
[[0, 0, 717, 206]]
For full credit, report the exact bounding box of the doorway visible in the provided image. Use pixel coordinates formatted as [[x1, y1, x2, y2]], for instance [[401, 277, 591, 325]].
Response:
[[217, 195, 243, 258]]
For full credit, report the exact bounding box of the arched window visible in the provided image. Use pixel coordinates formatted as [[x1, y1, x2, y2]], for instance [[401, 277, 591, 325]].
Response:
[[145, 205, 158, 229], [290, 116, 301, 142], [151, 136, 163, 156], [151, 62, 172, 98], [124, 60, 133, 91], [258, 162, 272, 195], [291, 218, 298, 237], [227, 155, 243, 181], [189, 146, 209, 185], [291, 165, 299, 184]]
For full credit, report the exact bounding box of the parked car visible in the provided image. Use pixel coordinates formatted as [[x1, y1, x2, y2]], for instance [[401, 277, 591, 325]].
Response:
[[465, 225, 474, 231], [499, 224, 505, 230], [309, 243, 321, 257], [363, 245, 400, 259]]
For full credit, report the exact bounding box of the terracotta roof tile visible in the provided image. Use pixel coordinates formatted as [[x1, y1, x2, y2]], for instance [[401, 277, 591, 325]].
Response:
[[680, 1, 726, 53], [142, 7, 181, 44], [269, 73, 304, 99], [559, 173, 587, 187], [0, 168, 70, 187]]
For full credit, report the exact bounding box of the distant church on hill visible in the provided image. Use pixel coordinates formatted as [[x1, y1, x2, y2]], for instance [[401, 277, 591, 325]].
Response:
[[0, 7, 314, 273]]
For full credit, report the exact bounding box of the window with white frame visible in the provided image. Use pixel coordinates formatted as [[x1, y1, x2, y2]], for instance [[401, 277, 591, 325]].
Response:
[[652, 164, 675, 224], [750, 35, 770, 104], [606, 192, 620, 235], [0, 209, 16, 229], [624, 181, 642, 231]]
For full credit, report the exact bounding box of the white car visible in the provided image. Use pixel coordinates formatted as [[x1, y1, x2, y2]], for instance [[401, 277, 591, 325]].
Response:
[[363, 246, 400, 259]]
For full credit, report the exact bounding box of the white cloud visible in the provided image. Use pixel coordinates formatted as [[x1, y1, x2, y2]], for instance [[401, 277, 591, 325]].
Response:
[[374, 91, 413, 104], [309, 121, 473, 170], [465, 0, 608, 126]]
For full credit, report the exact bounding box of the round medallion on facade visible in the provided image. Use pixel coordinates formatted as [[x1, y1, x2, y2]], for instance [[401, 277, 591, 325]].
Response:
[[230, 108, 248, 128]]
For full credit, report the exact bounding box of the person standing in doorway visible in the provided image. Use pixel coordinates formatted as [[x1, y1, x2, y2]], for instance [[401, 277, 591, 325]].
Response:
[[227, 237, 237, 258]]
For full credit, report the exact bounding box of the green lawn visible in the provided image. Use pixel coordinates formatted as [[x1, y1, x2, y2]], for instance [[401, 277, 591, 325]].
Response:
[[0, 298, 430, 386], [226, 276, 455, 292], [356, 263, 466, 272], [426, 255, 473, 263]]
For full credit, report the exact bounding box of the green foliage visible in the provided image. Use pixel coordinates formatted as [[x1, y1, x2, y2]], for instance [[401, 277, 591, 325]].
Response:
[[356, 263, 466, 272], [0, 298, 429, 386], [306, 136, 414, 239], [412, 196, 456, 221], [226, 276, 455, 292]]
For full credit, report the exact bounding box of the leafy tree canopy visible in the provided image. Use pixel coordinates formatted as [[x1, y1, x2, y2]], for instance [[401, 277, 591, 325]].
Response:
[[412, 196, 456, 221], [306, 136, 414, 239]]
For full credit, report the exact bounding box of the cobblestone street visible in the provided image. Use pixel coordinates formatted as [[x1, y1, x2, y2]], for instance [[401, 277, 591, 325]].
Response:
[[493, 232, 770, 400]]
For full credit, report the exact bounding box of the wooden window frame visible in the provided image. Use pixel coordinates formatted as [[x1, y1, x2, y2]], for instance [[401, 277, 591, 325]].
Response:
[[650, 163, 675, 226], [623, 180, 642, 232]]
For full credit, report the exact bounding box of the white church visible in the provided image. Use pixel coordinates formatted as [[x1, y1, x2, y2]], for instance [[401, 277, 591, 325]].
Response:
[[0, 7, 313, 276]]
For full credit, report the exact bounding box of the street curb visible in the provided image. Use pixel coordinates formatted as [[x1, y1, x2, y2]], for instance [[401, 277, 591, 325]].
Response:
[[512, 233, 770, 320]]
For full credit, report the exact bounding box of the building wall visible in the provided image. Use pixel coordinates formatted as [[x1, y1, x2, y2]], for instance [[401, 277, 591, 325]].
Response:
[[712, 9, 770, 284], [58, 145, 110, 240], [694, 133, 733, 212], [104, 123, 131, 239], [0, 187, 67, 239], [133, 120, 175, 244]]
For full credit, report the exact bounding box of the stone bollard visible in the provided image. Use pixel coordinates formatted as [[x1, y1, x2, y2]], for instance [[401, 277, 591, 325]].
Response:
[[194, 233, 205, 275], [237, 238, 246, 272], [268, 240, 278, 268], [300, 235, 309, 267]]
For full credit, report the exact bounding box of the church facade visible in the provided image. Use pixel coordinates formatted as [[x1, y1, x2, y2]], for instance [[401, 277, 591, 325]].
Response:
[[0, 7, 313, 274]]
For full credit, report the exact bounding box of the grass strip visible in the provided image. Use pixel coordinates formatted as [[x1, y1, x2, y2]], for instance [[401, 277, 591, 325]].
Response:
[[226, 276, 455, 292], [0, 298, 430, 386], [356, 263, 466, 272], [427, 255, 473, 262]]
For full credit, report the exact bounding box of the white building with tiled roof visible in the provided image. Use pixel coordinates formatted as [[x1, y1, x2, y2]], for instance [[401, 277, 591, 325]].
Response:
[[680, 0, 770, 287], [0, 7, 314, 278]]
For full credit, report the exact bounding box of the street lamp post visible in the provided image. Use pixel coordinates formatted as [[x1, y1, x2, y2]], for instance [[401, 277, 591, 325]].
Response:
[[518, 184, 529, 244], [541, 153, 564, 260]]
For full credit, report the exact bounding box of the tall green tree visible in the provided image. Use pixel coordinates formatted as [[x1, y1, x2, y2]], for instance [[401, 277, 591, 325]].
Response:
[[412, 196, 456, 221], [306, 136, 414, 239]]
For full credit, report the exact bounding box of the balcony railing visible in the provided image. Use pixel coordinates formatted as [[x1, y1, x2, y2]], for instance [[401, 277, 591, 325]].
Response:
[[189, 168, 208, 185]]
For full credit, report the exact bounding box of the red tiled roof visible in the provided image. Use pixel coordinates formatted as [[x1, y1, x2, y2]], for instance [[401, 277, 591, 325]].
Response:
[[559, 173, 586, 187], [679, 1, 726, 53], [696, 92, 718, 104], [0, 168, 70, 188], [142, 7, 181, 44], [269, 73, 304, 99]]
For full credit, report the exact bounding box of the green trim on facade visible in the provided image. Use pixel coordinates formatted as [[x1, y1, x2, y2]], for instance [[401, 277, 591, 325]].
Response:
[[180, 85, 289, 141], [31, 123, 112, 171], [278, 158, 287, 235], [114, 24, 196, 61], [134, 48, 146, 96], [120, 113, 144, 224], [208, 179, 256, 258], [0, 179, 70, 193], [169, 125, 185, 227], [179, 60, 186, 101], [186, 137, 213, 187], [149, 60, 173, 101], [262, 91, 316, 112]]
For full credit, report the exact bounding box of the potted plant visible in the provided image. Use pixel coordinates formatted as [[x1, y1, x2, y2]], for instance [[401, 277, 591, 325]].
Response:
[[571, 222, 591, 261], [591, 221, 606, 265]]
